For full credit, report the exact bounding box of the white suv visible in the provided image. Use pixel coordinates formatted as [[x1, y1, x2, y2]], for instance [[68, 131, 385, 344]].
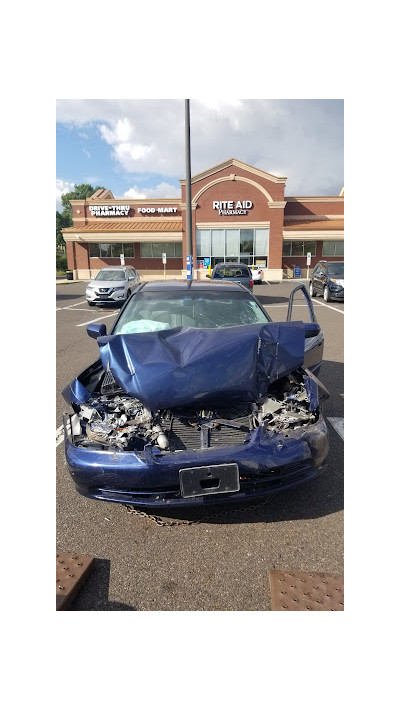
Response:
[[86, 266, 140, 306]]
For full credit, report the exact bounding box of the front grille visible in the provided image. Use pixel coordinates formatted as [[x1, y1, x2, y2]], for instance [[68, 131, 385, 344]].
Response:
[[101, 369, 123, 394], [167, 416, 250, 451]]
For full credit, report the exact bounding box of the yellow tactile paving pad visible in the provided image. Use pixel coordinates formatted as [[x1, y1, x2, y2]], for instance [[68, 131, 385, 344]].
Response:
[[269, 570, 344, 611]]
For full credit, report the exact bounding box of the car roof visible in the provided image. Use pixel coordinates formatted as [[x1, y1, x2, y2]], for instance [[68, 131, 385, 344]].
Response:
[[214, 262, 250, 267], [318, 261, 344, 265], [99, 266, 126, 271], [139, 280, 246, 292]]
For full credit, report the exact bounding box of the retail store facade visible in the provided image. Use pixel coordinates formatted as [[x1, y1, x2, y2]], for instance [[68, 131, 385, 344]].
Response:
[[62, 159, 344, 280]]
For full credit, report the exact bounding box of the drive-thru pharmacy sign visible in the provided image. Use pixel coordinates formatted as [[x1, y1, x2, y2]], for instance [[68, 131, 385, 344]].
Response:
[[89, 205, 130, 216], [213, 200, 253, 216]]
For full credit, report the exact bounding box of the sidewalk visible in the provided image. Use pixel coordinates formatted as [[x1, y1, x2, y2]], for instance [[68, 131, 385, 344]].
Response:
[[56, 275, 84, 284]]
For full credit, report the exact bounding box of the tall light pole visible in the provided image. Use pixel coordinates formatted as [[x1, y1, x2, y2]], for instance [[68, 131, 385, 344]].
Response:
[[185, 99, 193, 278]]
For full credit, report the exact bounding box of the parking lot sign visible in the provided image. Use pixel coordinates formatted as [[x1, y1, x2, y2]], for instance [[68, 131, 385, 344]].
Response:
[[307, 252, 311, 266], [186, 255, 193, 279], [162, 252, 167, 264]]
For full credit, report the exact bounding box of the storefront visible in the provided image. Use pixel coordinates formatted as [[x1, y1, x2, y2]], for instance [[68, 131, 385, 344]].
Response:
[[62, 159, 344, 280]]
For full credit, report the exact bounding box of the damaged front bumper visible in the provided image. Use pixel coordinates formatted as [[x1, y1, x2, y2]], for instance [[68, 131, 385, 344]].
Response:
[[63, 413, 328, 508]]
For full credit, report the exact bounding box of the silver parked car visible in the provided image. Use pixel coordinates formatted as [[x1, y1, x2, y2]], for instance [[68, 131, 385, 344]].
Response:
[[86, 266, 140, 306]]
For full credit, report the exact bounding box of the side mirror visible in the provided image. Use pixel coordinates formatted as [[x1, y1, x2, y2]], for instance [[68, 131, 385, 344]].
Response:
[[304, 323, 321, 338], [87, 323, 107, 339], [205, 274, 211, 278]]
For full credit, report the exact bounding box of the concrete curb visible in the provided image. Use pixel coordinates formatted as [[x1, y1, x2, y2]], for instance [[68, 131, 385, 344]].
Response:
[[56, 279, 83, 284]]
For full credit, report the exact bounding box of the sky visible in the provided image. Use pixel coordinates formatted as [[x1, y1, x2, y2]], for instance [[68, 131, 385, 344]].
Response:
[[56, 99, 344, 211]]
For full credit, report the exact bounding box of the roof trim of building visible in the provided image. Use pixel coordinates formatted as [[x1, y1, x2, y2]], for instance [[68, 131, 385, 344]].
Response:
[[180, 158, 287, 185]]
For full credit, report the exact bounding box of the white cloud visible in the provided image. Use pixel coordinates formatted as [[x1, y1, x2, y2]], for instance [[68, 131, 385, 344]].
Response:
[[56, 179, 75, 211], [57, 99, 344, 195], [122, 182, 180, 200]]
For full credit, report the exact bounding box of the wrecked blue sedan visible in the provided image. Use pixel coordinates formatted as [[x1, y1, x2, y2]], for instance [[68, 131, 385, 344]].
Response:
[[62, 281, 329, 508]]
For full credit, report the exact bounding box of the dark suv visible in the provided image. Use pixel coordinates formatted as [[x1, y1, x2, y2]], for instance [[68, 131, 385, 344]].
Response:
[[309, 261, 344, 302], [207, 262, 253, 291]]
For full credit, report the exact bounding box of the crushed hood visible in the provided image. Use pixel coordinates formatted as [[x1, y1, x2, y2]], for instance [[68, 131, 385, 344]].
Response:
[[96, 321, 306, 411]]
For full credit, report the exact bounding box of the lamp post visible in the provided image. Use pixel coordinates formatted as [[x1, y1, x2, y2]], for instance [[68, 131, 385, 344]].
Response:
[[185, 99, 193, 279]]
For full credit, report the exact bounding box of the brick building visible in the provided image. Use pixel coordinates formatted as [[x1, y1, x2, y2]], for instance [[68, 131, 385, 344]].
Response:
[[62, 158, 344, 280]]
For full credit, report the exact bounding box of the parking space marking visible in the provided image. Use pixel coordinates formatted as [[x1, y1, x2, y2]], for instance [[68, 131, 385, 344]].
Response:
[[56, 300, 88, 311], [311, 300, 344, 314], [76, 311, 118, 327], [56, 424, 64, 448], [328, 417, 344, 440]]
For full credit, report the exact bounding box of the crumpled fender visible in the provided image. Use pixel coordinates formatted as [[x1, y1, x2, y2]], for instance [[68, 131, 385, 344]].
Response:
[[95, 321, 307, 411]]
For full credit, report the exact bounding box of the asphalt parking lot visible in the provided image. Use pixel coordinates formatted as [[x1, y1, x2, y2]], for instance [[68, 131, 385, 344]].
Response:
[[56, 279, 344, 611]]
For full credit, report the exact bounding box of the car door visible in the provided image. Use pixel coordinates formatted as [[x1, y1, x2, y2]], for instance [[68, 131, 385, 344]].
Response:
[[286, 283, 324, 374], [128, 268, 138, 287], [317, 264, 327, 293], [312, 263, 322, 294]]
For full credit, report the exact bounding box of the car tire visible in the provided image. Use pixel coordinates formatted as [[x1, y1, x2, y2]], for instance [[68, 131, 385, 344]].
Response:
[[126, 289, 131, 301], [309, 282, 314, 297], [323, 285, 331, 302], [87, 301, 94, 306]]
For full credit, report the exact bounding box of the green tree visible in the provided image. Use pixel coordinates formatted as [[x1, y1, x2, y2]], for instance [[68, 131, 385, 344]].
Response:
[[56, 210, 70, 250], [56, 183, 106, 250], [61, 183, 106, 220]]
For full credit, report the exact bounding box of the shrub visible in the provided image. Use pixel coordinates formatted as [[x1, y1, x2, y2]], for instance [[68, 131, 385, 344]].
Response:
[[56, 252, 68, 272]]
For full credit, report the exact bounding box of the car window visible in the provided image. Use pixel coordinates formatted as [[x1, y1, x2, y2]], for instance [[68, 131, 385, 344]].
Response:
[[214, 266, 250, 278], [95, 270, 125, 281], [113, 291, 270, 334], [327, 263, 344, 278]]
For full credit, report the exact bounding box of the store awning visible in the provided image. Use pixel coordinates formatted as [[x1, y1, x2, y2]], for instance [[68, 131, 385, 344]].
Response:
[[62, 220, 182, 233]]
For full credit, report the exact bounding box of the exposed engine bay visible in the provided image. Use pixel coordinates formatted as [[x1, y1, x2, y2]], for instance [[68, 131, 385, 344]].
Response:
[[69, 369, 318, 452]]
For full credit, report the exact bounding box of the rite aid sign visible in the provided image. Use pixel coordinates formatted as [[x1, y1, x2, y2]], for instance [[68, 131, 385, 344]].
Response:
[[213, 200, 253, 216]]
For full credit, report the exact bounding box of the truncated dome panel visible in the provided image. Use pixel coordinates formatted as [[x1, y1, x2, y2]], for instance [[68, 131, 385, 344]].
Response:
[[269, 570, 344, 611], [56, 553, 95, 610]]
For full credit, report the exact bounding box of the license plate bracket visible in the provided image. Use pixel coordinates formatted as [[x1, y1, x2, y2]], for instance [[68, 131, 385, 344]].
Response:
[[179, 463, 239, 498]]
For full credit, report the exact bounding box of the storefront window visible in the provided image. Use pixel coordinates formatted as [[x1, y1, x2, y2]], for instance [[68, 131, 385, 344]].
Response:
[[240, 229, 253, 255], [322, 240, 344, 256], [255, 229, 269, 256], [291, 241, 304, 257], [98, 243, 112, 258], [140, 242, 182, 258], [211, 230, 225, 257], [225, 229, 239, 256], [196, 230, 211, 257], [123, 243, 135, 257], [282, 241, 316, 257], [89, 243, 135, 258], [196, 228, 269, 264]]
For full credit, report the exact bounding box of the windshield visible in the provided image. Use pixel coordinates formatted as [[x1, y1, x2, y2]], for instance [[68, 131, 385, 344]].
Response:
[[327, 263, 344, 278], [113, 291, 270, 334], [213, 266, 250, 279], [95, 270, 126, 281]]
